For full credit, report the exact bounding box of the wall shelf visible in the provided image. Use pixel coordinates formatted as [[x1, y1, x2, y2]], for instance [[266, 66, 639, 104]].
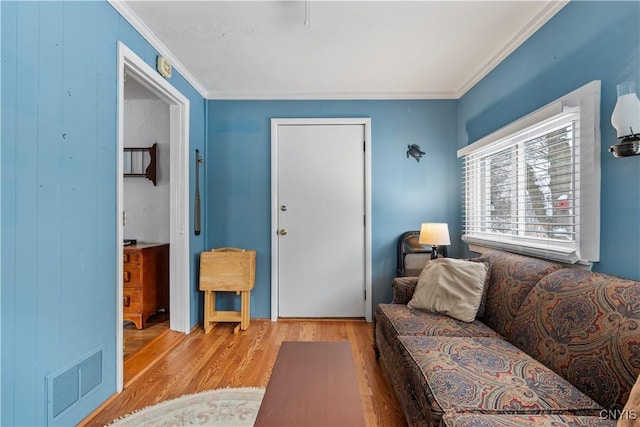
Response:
[[124, 143, 157, 186]]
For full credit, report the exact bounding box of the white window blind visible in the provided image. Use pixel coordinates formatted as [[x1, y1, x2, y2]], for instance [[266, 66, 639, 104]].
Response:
[[458, 81, 601, 264]]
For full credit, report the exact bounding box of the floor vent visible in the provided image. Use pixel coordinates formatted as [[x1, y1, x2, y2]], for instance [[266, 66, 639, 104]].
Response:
[[46, 345, 105, 424]]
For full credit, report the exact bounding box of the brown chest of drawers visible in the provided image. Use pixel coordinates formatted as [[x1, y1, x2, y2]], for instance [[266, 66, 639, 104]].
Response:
[[123, 243, 169, 329]]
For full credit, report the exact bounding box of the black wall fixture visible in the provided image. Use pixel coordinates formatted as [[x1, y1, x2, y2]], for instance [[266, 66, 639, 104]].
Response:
[[407, 144, 425, 162], [195, 149, 204, 235]]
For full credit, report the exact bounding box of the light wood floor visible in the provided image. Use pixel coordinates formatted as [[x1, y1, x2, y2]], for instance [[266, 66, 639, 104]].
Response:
[[123, 311, 169, 358], [82, 319, 406, 427]]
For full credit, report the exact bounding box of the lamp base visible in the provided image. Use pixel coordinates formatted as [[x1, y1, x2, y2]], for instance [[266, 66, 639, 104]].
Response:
[[431, 246, 439, 260], [609, 134, 640, 158]]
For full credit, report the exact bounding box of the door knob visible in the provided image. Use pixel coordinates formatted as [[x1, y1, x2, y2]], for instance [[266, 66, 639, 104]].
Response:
[[279, 229, 288, 236], [280, 205, 288, 211]]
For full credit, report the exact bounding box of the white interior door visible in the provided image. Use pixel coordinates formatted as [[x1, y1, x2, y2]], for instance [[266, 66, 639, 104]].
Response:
[[277, 124, 365, 317]]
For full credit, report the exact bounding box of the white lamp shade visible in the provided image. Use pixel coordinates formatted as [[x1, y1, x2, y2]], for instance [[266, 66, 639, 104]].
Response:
[[611, 81, 640, 138], [418, 223, 451, 246]]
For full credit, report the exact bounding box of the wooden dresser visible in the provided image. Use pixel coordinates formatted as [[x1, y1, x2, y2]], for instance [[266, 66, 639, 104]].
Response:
[[123, 243, 169, 329]]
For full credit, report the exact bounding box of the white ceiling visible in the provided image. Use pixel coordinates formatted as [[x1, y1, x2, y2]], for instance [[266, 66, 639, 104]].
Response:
[[112, 1, 568, 100]]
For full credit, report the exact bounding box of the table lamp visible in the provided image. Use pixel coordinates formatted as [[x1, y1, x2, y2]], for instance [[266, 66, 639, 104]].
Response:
[[419, 223, 451, 259]]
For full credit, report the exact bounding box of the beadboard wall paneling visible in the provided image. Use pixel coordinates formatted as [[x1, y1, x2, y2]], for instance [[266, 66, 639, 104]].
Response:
[[0, 2, 206, 425]]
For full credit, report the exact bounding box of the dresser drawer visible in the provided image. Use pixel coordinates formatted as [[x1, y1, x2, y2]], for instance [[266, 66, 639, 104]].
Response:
[[123, 289, 141, 313], [122, 243, 169, 329], [123, 264, 141, 287], [123, 251, 141, 264]]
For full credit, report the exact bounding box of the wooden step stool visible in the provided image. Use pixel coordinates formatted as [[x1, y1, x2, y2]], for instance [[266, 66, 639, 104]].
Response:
[[199, 247, 256, 334]]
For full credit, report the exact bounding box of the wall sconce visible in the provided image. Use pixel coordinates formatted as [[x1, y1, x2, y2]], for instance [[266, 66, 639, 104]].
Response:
[[407, 144, 425, 162], [610, 81, 640, 157], [419, 223, 451, 259]]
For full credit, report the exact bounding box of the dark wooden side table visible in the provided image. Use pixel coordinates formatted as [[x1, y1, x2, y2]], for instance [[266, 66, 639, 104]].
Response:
[[254, 341, 366, 427], [123, 243, 169, 329]]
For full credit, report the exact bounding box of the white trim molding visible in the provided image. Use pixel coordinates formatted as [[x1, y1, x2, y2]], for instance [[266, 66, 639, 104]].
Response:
[[117, 41, 191, 392], [458, 80, 601, 265], [109, 0, 207, 98], [207, 90, 457, 101], [455, 0, 569, 97]]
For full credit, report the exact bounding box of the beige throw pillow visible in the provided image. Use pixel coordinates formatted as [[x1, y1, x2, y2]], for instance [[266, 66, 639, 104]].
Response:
[[407, 258, 489, 323], [619, 372, 640, 426]]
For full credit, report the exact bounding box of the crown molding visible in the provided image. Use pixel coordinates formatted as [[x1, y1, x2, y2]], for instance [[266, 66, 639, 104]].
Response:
[[205, 89, 458, 100], [455, 0, 569, 98], [108, 0, 208, 98]]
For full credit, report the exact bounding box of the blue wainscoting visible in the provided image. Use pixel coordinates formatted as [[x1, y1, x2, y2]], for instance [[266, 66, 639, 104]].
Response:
[[1, 1, 206, 425]]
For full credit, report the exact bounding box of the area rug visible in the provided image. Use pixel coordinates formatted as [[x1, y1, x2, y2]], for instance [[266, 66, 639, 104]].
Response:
[[108, 387, 265, 426]]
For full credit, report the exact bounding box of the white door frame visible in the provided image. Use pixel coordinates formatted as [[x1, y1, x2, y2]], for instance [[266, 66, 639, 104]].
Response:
[[116, 42, 191, 391], [270, 118, 372, 322]]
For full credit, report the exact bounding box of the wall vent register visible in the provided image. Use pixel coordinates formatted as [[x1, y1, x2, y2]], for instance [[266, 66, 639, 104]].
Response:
[[46, 346, 105, 423]]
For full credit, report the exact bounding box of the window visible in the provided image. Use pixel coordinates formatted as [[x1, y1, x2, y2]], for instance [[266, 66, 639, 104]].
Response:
[[458, 81, 601, 264]]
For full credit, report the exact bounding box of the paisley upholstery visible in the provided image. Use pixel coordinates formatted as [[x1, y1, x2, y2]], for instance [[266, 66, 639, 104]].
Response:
[[376, 304, 501, 341], [374, 250, 639, 426], [374, 304, 502, 425], [472, 250, 561, 337], [398, 336, 601, 425], [441, 413, 616, 426], [374, 324, 430, 426], [509, 269, 640, 411], [391, 276, 419, 304]]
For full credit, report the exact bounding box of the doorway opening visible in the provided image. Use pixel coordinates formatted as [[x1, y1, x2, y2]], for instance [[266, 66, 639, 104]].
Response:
[[270, 118, 373, 322], [116, 42, 191, 392], [122, 75, 170, 372]]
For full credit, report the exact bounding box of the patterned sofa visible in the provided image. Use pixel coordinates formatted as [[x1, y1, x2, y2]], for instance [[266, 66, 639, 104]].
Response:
[[374, 250, 640, 426]]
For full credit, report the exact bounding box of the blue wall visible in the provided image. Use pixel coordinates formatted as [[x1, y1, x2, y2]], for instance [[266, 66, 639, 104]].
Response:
[[1, 1, 206, 425], [458, 1, 640, 280], [2, 0, 639, 425], [207, 100, 460, 316]]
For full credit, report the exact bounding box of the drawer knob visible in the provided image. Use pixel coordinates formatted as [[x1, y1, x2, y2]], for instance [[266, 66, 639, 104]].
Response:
[[124, 271, 130, 282], [123, 296, 131, 307]]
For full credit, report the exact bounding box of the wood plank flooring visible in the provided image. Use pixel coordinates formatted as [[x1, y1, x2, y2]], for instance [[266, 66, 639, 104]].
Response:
[[123, 311, 170, 358], [123, 329, 186, 387], [81, 319, 405, 427]]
